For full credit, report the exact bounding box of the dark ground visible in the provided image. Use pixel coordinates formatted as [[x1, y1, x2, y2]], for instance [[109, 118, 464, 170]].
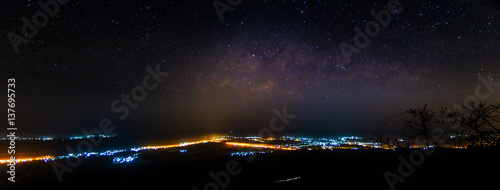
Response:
[[1, 142, 499, 190]]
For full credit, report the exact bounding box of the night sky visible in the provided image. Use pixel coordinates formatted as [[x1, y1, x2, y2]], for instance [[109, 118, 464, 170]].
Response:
[[1, 0, 499, 140]]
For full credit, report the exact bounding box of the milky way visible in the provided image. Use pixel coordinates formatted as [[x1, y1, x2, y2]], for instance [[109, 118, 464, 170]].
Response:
[[2, 0, 500, 137]]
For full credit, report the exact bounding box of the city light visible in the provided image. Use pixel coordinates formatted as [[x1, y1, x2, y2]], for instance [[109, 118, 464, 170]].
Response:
[[140, 139, 217, 150], [113, 154, 139, 164], [0, 155, 54, 164], [226, 142, 297, 150], [274, 176, 301, 183], [230, 150, 273, 156], [0, 135, 468, 166]]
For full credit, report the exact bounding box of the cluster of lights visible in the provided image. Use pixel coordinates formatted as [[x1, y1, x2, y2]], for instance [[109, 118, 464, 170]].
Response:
[[99, 149, 127, 156], [289, 136, 374, 150], [0, 135, 117, 141], [55, 149, 129, 160], [339, 136, 363, 141], [226, 142, 297, 150], [244, 136, 262, 139], [0, 139, 221, 165], [84, 152, 99, 157], [0, 136, 385, 166], [274, 176, 301, 183], [112, 154, 139, 164], [140, 140, 217, 150], [0, 137, 54, 141], [0, 136, 470, 166], [230, 151, 273, 157], [69, 134, 115, 140], [0, 156, 54, 164]]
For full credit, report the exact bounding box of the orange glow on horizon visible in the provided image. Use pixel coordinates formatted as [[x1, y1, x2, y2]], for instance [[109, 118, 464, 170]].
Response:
[[226, 142, 297, 150], [140, 139, 221, 150], [0, 155, 54, 164]]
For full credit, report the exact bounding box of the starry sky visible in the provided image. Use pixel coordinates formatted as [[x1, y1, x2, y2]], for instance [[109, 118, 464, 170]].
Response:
[[1, 0, 500, 140]]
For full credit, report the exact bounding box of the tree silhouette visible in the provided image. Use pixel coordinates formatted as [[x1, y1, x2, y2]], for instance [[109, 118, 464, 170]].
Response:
[[401, 104, 441, 148], [370, 132, 393, 149], [447, 128, 469, 148], [370, 132, 413, 149], [441, 101, 500, 147]]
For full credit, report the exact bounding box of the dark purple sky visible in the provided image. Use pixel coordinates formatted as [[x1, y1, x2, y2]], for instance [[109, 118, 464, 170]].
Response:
[[1, 0, 500, 139]]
